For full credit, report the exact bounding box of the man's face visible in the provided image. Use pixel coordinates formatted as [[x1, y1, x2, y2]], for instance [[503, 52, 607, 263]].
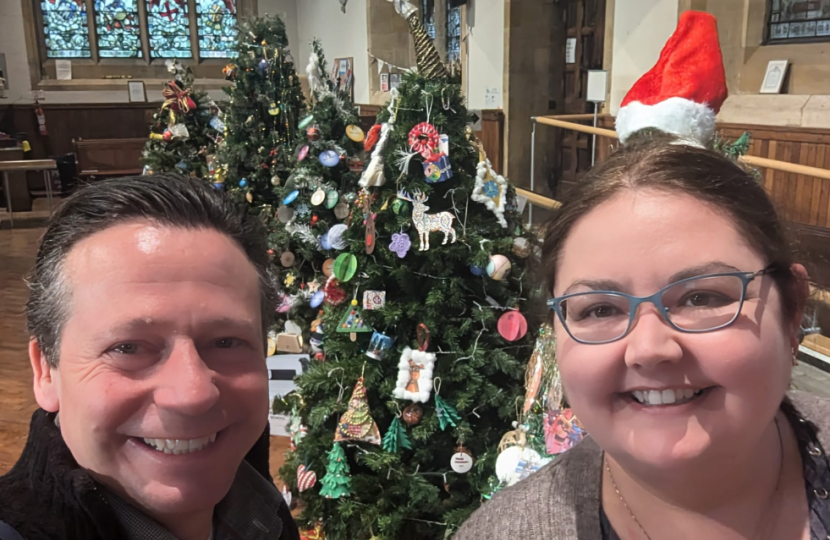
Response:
[[35, 221, 269, 517]]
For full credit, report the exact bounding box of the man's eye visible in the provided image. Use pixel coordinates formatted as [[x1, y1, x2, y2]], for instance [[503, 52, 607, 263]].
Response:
[[112, 343, 139, 354], [216, 338, 243, 349]]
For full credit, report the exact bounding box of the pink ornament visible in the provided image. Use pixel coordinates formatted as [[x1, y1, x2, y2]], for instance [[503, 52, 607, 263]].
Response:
[[498, 310, 528, 342], [298, 145, 310, 162]]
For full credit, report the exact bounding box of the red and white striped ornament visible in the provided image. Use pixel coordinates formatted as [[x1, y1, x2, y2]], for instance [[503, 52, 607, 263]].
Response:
[[297, 464, 317, 492]]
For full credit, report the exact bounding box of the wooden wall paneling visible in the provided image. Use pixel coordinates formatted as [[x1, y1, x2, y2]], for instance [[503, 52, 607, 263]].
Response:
[[811, 145, 825, 226], [479, 110, 505, 175], [822, 148, 830, 228]]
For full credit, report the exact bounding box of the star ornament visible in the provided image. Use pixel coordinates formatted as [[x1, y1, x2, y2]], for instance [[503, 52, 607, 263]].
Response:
[[473, 158, 508, 229], [389, 232, 412, 258], [284, 273, 296, 287]]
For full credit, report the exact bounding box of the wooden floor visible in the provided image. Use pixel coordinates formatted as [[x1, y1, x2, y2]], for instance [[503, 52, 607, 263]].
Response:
[[0, 226, 291, 484]]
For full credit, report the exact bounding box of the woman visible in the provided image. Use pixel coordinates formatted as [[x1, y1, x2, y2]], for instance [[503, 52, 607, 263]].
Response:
[[456, 12, 827, 540]]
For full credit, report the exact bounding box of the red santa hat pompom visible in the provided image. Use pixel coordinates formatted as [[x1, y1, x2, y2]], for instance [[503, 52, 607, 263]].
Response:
[[615, 11, 728, 147]]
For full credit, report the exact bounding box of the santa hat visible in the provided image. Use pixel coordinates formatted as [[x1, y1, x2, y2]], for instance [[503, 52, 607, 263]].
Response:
[[615, 11, 727, 147]]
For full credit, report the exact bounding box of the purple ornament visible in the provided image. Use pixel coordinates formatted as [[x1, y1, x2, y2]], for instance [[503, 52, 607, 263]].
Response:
[[389, 232, 412, 258]]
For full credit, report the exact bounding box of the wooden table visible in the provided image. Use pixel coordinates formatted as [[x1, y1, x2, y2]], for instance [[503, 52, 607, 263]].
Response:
[[0, 159, 57, 229]]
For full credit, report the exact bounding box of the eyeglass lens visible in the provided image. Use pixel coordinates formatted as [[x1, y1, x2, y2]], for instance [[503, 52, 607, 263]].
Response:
[[559, 275, 746, 343]]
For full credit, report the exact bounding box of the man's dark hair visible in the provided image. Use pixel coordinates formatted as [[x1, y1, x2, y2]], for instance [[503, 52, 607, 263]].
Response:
[[27, 173, 277, 367]]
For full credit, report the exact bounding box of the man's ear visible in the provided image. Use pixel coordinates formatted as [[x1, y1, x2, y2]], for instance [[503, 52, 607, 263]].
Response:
[[790, 263, 811, 348], [29, 339, 60, 412]]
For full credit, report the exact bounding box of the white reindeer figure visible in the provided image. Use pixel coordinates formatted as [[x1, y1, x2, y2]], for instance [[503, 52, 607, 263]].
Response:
[[398, 189, 457, 251]]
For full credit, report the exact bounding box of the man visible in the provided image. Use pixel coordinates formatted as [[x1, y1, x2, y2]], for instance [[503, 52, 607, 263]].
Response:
[[0, 174, 299, 540]]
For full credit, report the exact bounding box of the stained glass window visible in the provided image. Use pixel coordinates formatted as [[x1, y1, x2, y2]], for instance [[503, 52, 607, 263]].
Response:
[[447, 6, 461, 62], [768, 0, 830, 42], [196, 0, 238, 58], [41, 0, 91, 58], [422, 0, 436, 39], [147, 0, 192, 58], [94, 0, 142, 58]]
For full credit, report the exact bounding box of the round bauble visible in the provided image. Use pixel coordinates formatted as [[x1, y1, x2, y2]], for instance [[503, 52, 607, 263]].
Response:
[[280, 251, 295, 267], [322, 258, 335, 277], [239, 178, 248, 188], [402, 404, 424, 425], [307, 126, 321, 142], [319, 150, 340, 167], [486, 255, 512, 281], [495, 446, 546, 487], [333, 253, 358, 282], [327, 224, 348, 250], [498, 311, 528, 342], [271, 175, 281, 186]]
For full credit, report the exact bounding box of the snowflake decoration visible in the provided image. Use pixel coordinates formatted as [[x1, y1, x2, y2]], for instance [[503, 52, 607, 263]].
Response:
[[284, 273, 296, 287], [296, 203, 310, 217], [389, 232, 412, 258], [483, 180, 500, 198], [472, 158, 508, 229]]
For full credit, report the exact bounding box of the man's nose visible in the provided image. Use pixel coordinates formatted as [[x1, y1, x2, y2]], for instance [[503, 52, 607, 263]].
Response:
[[154, 339, 220, 416]]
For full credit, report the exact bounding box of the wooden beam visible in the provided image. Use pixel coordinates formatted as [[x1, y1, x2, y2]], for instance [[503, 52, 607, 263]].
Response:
[[516, 188, 561, 210]]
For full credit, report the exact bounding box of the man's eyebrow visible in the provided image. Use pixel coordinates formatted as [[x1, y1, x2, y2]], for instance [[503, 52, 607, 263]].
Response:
[[105, 317, 257, 334]]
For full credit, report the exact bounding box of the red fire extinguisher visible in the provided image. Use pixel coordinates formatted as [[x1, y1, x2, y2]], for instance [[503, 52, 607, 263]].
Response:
[[35, 101, 48, 136]]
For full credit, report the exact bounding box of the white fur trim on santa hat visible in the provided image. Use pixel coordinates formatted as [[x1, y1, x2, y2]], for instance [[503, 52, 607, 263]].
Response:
[[615, 97, 716, 147]]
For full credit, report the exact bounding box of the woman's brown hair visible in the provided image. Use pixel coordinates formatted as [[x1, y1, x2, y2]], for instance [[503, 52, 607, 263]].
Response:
[[542, 134, 803, 323]]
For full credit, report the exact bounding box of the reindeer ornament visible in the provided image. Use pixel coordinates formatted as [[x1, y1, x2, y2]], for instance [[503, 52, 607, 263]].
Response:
[[397, 190, 457, 251]]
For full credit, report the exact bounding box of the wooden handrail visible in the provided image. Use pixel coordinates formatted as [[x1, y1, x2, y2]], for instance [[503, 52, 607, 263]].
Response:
[[534, 116, 830, 181], [0, 159, 57, 172], [516, 188, 561, 210]]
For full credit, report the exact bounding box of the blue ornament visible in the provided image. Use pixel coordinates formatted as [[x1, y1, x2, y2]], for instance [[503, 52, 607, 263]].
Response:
[[239, 178, 248, 188], [320, 232, 332, 250], [213, 183, 225, 191], [258, 58, 269, 74], [175, 161, 188, 171], [470, 265, 485, 276], [283, 190, 299, 205], [310, 290, 325, 308], [483, 180, 500, 198], [296, 203, 310, 217], [319, 150, 340, 167]]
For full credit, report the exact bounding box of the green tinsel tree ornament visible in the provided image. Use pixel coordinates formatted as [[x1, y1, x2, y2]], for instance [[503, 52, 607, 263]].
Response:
[[318, 442, 352, 499], [382, 415, 412, 454], [434, 394, 462, 431]]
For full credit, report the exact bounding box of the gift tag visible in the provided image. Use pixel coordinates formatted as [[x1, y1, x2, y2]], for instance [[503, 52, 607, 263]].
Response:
[[451, 447, 474, 474]]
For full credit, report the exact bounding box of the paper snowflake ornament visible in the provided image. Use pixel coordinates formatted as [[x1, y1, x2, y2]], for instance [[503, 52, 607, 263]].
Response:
[[393, 347, 436, 403], [473, 158, 508, 228]]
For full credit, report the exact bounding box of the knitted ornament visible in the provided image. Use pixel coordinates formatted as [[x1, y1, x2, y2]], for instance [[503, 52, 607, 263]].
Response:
[[615, 11, 727, 147]]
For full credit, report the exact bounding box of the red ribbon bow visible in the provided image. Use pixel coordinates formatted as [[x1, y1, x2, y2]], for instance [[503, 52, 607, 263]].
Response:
[[161, 80, 196, 114]]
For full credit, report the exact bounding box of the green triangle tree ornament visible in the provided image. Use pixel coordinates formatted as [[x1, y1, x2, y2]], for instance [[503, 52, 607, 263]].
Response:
[[319, 442, 352, 499], [382, 415, 412, 454]]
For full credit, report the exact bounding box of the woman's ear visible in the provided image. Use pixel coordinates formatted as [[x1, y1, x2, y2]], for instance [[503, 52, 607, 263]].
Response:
[[29, 339, 60, 413], [789, 263, 811, 348]]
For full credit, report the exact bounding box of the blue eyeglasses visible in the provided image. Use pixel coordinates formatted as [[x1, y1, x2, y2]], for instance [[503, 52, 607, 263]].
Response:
[[547, 266, 776, 345]]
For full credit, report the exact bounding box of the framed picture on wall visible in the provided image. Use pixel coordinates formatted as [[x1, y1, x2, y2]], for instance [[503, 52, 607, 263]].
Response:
[[333, 57, 354, 101], [760, 60, 789, 94], [128, 80, 146, 102], [380, 73, 389, 92]]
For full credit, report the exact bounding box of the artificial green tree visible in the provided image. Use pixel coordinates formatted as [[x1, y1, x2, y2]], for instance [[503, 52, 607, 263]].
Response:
[[279, 3, 536, 538], [217, 13, 305, 206], [142, 61, 222, 178]]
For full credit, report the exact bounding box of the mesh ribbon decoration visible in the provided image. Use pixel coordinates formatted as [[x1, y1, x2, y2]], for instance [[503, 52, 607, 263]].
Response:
[[408, 122, 440, 160]]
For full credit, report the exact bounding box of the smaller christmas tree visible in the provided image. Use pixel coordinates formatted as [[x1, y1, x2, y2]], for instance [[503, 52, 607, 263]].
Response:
[[318, 442, 351, 499]]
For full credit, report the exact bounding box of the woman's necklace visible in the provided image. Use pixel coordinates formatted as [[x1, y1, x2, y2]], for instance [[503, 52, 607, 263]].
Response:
[[605, 417, 784, 540]]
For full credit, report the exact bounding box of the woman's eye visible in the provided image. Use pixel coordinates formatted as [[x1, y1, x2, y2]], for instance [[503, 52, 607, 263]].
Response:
[[681, 292, 730, 308], [582, 305, 623, 319]]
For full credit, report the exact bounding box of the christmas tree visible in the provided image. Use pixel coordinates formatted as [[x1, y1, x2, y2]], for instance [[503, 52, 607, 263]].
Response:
[[216, 13, 305, 205], [280, 3, 535, 538], [141, 61, 224, 178], [267, 40, 366, 340], [319, 442, 352, 500]]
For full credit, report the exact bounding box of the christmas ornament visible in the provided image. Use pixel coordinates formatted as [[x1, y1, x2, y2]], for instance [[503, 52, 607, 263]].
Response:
[[238, 178, 248, 188], [487, 255, 512, 280], [495, 444, 549, 487], [276, 294, 293, 314], [408, 122, 440, 160], [222, 63, 237, 80], [393, 0, 448, 80], [389, 232, 412, 258], [402, 403, 423, 425], [161, 80, 196, 114], [281, 485, 292, 508], [283, 190, 299, 205], [335, 377, 381, 445], [271, 175, 281, 186], [310, 314, 325, 352], [360, 89, 399, 188], [325, 190, 340, 209], [345, 124, 365, 142], [470, 265, 485, 276], [284, 274, 296, 287], [337, 299, 373, 340], [209, 115, 225, 132], [267, 330, 277, 356], [397, 190, 457, 251], [423, 153, 453, 183], [300, 522, 325, 540], [296, 204, 310, 218], [280, 251, 296, 267], [382, 415, 411, 454], [363, 196, 376, 255], [307, 126, 321, 141], [310, 290, 326, 309], [322, 259, 335, 277], [364, 124, 382, 152], [394, 325, 436, 403], [276, 332, 303, 353], [277, 205, 295, 223], [319, 442, 353, 498], [319, 150, 340, 167], [473, 152, 508, 228], [544, 409, 587, 455], [311, 188, 326, 206], [512, 237, 531, 258], [268, 102, 279, 115], [434, 393, 462, 431], [326, 223, 348, 250], [298, 145, 310, 162], [439, 134, 450, 155], [298, 114, 315, 130], [334, 202, 350, 220], [297, 464, 317, 492], [498, 310, 528, 342], [333, 253, 358, 282], [366, 331, 394, 360], [362, 290, 386, 310], [324, 278, 347, 306], [257, 57, 269, 75], [451, 445, 474, 474], [615, 11, 727, 146], [348, 157, 364, 173]]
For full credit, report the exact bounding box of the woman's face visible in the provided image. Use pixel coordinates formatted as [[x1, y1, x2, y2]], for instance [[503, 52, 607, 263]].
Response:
[[554, 189, 799, 472]]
